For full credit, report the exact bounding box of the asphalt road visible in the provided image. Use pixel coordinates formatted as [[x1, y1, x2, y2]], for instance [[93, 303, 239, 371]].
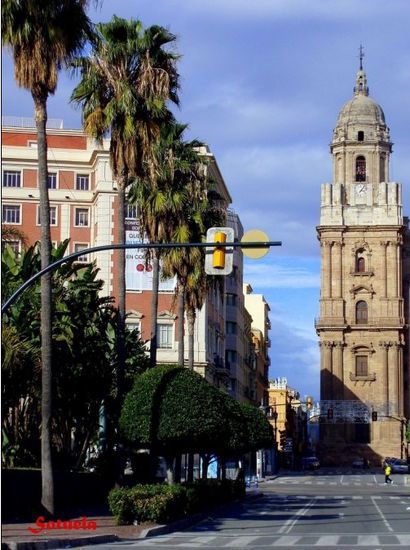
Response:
[[78, 469, 410, 549]]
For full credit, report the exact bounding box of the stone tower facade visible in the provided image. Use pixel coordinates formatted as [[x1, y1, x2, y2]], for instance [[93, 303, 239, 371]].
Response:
[[316, 59, 409, 464]]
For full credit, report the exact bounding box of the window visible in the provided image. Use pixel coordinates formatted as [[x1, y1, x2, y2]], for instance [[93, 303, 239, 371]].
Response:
[[358, 131, 364, 141], [158, 323, 173, 349], [357, 256, 365, 272], [125, 204, 137, 219], [355, 156, 366, 182], [76, 174, 89, 191], [355, 355, 368, 377], [4, 240, 21, 255], [2, 204, 21, 224], [226, 293, 237, 306], [75, 208, 89, 226], [37, 206, 57, 226], [226, 321, 237, 335], [47, 173, 57, 189], [356, 300, 368, 324], [74, 243, 89, 262], [3, 171, 21, 188], [225, 350, 237, 365], [127, 322, 141, 334]]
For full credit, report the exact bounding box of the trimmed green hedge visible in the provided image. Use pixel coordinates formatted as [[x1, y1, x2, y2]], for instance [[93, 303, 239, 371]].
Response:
[[108, 479, 245, 525]]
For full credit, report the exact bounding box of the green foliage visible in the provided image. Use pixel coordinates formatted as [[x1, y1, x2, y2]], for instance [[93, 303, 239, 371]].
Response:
[[238, 402, 274, 452], [2, 241, 149, 469], [120, 365, 274, 463], [108, 479, 245, 525], [120, 365, 230, 457], [108, 483, 187, 524]]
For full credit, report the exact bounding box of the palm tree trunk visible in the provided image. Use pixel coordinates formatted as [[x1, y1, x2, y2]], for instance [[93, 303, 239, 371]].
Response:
[[34, 93, 54, 515], [117, 178, 126, 403], [187, 308, 196, 369], [115, 178, 127, 487], [177, 285, 185, 366], [165, 456, 175, 485], [149, 251, 160, 367], [201, 454, 209, 479]]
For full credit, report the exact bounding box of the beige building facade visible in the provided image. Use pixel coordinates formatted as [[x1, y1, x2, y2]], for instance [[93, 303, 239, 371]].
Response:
[[316, 61, 409, 464]]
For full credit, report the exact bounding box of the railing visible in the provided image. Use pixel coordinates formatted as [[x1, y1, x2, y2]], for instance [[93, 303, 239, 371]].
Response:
[[2, 116, 64, 129]]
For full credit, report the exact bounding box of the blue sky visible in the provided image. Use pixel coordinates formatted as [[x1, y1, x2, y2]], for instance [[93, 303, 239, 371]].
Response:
[[3, 0, 410, 400]]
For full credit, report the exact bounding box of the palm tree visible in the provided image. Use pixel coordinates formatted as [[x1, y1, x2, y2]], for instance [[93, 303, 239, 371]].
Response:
[[129, 121, 201, 366], [71, 15, 179, 388], [1, 224, 28, 250], [1, 0, 93, 514], [159, 148, 226, 367]]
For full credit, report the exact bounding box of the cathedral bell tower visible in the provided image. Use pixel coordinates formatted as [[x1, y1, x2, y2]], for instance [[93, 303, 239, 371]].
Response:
[[316, 53, 407, 463]]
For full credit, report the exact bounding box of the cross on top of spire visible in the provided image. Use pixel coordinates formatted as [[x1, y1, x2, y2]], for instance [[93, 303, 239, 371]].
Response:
[[359, 44, 365, 70], [354, 45, 369, 96]]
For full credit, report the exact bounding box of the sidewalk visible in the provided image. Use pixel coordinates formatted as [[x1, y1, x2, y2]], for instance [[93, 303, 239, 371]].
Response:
[[2, 492, 264, 550], [2, 508, 149, 550]]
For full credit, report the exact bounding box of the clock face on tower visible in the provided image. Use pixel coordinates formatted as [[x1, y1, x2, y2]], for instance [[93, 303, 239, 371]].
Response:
[[356, 184, 367, 197]]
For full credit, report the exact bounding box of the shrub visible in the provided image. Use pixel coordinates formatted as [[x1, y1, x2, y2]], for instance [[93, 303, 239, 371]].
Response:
[[108, 479, 246, 525], [108, 483, 188, 525]]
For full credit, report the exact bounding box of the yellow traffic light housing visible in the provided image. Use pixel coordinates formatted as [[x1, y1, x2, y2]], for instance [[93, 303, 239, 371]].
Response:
[[213, 231, 226, 269], [307, 396, 313, 409], [205, 227, 234, 275], [372, 411, 377, 421]]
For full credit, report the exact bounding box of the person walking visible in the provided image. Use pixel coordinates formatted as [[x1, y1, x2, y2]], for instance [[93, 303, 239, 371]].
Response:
[[384, 463, 392, 484]]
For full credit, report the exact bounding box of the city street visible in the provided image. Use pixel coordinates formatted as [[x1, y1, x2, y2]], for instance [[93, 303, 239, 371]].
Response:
[[78, 469, 410, 549]]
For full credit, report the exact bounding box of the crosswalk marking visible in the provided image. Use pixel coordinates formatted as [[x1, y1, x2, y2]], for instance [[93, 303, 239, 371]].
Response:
[[357, 534, 379, 545], [130, 533, 410, 547], [314, 535, 339, 545], [224, 536, 261, 547], [271, 535, 301, 545]]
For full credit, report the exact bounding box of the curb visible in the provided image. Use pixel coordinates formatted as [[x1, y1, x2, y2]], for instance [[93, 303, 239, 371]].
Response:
[[2, 535, 119, 550]]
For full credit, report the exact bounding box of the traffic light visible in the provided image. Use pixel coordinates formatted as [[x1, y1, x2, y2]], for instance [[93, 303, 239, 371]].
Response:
[[205, 227, 234, 275], [372, 411, 378, 421], [307, 396, 313, 409], [213, 231, 226, 269], [327, 408, 333, 419]]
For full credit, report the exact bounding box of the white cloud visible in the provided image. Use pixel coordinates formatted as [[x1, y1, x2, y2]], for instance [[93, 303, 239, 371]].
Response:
[[244, 259, 320, 289]]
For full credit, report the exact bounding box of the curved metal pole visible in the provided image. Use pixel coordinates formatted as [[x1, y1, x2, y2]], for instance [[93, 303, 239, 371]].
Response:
[[2, 240, 281, 314]]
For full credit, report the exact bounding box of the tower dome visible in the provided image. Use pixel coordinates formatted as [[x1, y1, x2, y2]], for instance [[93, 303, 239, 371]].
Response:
[[332, 62, 389, 143]]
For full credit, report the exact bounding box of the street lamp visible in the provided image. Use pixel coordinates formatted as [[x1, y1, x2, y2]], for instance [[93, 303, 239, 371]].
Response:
[[259, 403, 278, 476]]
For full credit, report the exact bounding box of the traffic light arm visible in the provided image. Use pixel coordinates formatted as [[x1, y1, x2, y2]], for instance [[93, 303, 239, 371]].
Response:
[[2, 239, 282, 314]]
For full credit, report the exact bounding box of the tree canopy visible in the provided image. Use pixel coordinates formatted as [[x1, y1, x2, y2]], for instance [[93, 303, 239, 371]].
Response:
[[120, 365, 274, 462]]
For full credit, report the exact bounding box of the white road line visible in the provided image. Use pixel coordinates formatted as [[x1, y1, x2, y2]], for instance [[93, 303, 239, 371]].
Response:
[[224, 535, 261, 547], [278, 498, 315, 534], [315, 535, 340, 545], [371, 495, 393, 532], [397, 534, 410, 545], [357, 534, 380, 545], [190, 536, 218, 544], [271, 535, 301, 545]]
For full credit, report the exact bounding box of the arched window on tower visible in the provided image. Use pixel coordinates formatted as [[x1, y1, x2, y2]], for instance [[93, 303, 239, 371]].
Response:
[[356, 300, 368, 324], [356, 249, 366, 272], [356, 156, 366, 181]]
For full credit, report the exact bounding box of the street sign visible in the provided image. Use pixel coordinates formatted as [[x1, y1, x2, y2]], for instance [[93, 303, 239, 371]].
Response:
[[241, 229, 270, 259]]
